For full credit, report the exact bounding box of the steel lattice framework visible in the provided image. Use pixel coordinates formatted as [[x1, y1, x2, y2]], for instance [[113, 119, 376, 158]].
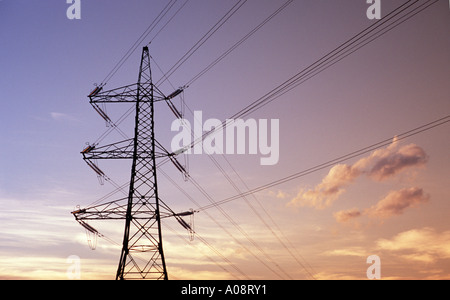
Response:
[[72, 47, 190, 280]]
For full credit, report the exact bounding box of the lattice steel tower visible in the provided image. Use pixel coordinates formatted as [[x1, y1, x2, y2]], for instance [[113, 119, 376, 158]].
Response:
[[72, 47, 191, 280]]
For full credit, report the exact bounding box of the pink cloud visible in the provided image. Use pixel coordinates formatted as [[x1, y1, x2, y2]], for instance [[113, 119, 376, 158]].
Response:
[[365, 187, 429, 219], [334, 187, 429, 225], [333, 208, 361, 223], [356, 142, 428, 181]]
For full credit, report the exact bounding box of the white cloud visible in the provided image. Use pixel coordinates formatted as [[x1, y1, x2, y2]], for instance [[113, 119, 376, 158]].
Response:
[[276, 190, 288, 199], [50, 112, 79, 122], [288, 164, 360, 209], [323, 247, 367, 257], [376, 227, 450, 264]]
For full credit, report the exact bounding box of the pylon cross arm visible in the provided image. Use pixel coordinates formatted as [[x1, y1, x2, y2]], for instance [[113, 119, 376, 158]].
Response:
[[89, 83, 168, 104]]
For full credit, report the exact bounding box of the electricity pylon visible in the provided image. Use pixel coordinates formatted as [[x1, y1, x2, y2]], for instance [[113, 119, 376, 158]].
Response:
[[72, 46, 191, 280]]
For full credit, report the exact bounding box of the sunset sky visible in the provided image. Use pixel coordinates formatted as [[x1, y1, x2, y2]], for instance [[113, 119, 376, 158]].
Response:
[[1, 0, 449, 280]]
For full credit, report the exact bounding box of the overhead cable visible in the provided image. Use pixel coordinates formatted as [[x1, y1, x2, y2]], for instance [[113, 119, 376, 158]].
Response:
[[184, 0, 439, 152], [196, 114, 450, 211]]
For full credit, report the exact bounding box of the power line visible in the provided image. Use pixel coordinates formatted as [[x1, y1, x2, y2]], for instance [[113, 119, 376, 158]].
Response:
[[185, 0, 294, 87], [161, 109, 307, 278], [154, 50, 306, 280], [158, 168, 290, 279], [190, 157, 294, 279], [163, 220, 249, 280], [231, 0, 440, 120], [165, 95, 302, 278], [156, 0, 248, 86], [196, 114, 450, 211], [183, 0, 439, 152], [79, 0, 442, 280], [149, 0, 190, 44], [91, 0, 249, 149], [220, 154, 317, 279], [151, 1, 439, 279], [100, 0, 182, 86], [151, 0, 316, 279]]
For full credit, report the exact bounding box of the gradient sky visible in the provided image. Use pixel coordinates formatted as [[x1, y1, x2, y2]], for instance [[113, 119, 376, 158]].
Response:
[[1, 0, 449, 280]]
